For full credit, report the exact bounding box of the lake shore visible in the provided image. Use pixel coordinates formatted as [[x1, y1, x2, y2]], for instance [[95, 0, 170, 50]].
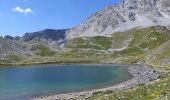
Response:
[[32, 64, 163, 100]]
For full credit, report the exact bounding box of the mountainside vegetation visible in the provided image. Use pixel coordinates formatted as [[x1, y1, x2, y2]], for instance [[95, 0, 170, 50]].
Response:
[[87, 26, 170, 100], [0, 26, 169, 67]]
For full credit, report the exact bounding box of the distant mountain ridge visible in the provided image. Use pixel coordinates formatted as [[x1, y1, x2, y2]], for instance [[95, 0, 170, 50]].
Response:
[[3, 0, 170, 42], [23, 29, 67, 42]]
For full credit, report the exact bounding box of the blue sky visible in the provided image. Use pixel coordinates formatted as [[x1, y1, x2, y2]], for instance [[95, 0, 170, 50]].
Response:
[[0, 0, 119, 36]]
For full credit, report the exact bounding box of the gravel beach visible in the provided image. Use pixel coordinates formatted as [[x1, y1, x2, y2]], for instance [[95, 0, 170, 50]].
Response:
[[32, 64, 162, 100]]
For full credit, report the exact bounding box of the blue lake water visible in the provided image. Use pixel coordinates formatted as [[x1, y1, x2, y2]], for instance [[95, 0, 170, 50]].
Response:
[[0, 64, 132, 100]]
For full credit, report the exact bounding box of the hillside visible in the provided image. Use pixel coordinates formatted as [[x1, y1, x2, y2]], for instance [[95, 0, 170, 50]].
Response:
[[0, 26, 169, 68], [146, 40, 170, 68]]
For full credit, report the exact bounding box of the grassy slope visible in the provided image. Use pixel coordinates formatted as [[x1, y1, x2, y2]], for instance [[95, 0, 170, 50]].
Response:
[[146, 40, 170, 68], [65, 36, 113, 50], [88, 26, 170, 100]]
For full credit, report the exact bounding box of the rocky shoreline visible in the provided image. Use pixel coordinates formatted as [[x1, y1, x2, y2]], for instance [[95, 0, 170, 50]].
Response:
[[32, 64, 163, 100]]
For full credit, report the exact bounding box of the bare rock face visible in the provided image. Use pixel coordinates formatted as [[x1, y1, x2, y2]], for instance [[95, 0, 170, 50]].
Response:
[[66, 0, 170, 39]]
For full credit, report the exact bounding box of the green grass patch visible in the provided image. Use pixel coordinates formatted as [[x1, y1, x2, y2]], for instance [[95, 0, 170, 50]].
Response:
[[36, 47, 56, 57], [6, 54, 22, 62], [65, 36, 113, 50], [88, 74, 170, 100]]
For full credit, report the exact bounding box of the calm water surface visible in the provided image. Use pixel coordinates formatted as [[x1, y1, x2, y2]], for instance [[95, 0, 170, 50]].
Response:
[[0, 64, 132, 100]]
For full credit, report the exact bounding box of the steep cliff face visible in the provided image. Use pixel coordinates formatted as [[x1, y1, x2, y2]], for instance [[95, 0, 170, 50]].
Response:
[[66, 0, 170, 39]]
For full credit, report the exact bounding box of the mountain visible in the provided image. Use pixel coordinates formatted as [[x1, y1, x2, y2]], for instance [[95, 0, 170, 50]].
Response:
[[23, 29, 67, 42], [7, 0, 170, 41], [66, 0, 170, 39], [1, 0, 170, 99], [0, 0, 170, 67]]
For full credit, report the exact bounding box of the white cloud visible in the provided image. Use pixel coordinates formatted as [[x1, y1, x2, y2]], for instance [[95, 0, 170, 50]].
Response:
[[13, 7, 24, 13], [12, 6, 34, 14], [24, 8, 33, 13]]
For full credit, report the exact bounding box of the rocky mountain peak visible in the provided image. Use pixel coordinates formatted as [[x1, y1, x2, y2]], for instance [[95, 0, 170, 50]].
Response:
[[66, 0, 170, 39]]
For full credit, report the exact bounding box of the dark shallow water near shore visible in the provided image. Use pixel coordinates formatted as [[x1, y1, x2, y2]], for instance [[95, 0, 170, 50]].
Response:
[[0, 64, 132, 100]]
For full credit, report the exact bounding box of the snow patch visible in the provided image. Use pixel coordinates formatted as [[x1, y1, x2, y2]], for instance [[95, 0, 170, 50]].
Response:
[[160, 11, 170, 19], [60, 43, 65, 47]]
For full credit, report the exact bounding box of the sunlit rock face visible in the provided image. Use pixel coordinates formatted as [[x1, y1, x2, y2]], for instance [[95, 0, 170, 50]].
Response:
[[66, 0, 170, 39]]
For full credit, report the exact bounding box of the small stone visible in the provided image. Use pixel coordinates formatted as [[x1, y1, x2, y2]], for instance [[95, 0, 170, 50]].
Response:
[[163, 83, 167, 86], [105, 94, 108, 97], [156, 79, 160, 82]]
